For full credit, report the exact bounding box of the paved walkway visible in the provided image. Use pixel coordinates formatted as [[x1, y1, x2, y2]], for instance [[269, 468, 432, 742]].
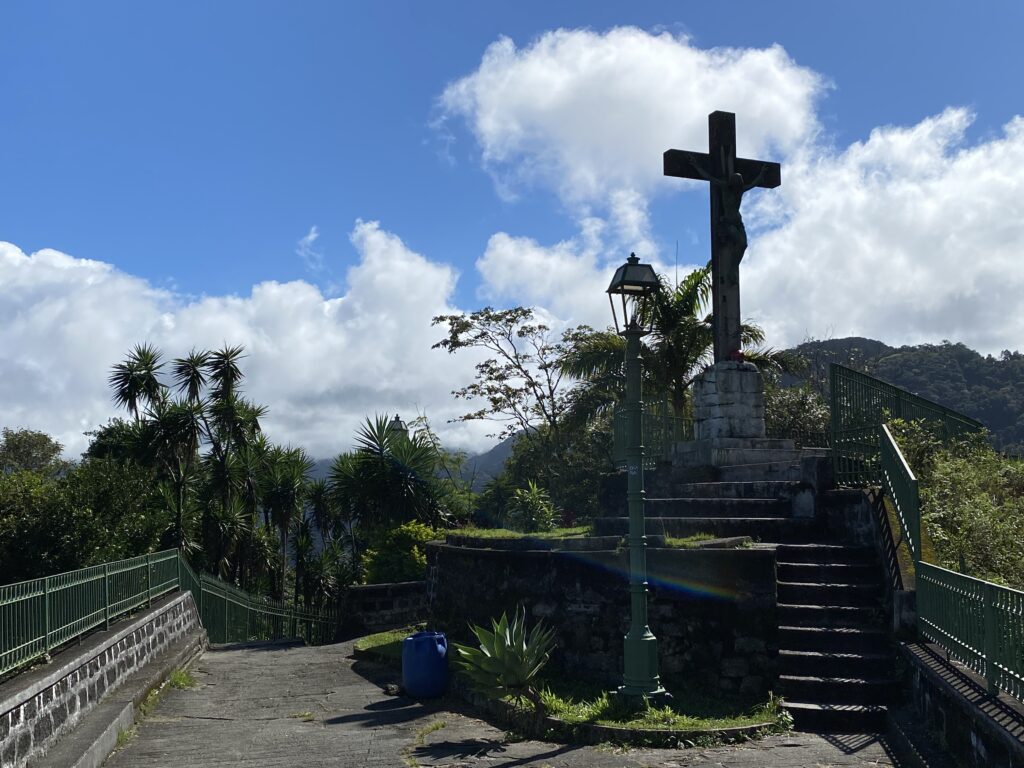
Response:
[[105, 640, 905, 767]]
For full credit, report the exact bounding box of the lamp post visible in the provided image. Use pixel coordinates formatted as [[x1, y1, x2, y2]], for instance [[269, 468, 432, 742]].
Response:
[[607, 252, 666, 701]]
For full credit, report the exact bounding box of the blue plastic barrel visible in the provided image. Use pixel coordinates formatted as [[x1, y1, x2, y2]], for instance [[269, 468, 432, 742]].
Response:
[[401, 630, 449, 698]]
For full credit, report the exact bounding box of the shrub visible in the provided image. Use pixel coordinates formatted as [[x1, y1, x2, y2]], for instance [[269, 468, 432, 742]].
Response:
[[453, 606, 556, 723], [890, 419, 1024, 587], [506, 481, 557, 533], [361, 521, 438, 584]]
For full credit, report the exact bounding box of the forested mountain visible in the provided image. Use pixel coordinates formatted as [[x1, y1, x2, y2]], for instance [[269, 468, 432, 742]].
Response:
[[791, 338, 1024, 451]]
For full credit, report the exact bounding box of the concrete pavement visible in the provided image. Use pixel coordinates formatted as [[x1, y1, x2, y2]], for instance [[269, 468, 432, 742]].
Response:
[[103, 640, 905, 767]]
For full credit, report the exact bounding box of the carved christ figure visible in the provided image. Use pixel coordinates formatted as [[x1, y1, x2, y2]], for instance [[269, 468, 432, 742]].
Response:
[[664, 112, 781, 362]]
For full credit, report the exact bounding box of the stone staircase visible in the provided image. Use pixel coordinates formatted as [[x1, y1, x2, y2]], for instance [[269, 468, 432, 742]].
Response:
[[595, 452, 897, 733], [775, 542, 894, 731]]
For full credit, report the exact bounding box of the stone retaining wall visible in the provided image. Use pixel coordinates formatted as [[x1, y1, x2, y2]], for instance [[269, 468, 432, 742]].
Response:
[[901, 642, 1024, 768], [426, 543, 777, 696], [345, 581, 428, 635], [0, 592, 204, 768]]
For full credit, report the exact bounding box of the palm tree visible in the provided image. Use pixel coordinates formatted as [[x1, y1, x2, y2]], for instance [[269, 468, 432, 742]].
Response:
[[561, 263, 796, 422], [109, 343, 166, 421], [146, 398, 206, 549], [261, 446, 313, 599]]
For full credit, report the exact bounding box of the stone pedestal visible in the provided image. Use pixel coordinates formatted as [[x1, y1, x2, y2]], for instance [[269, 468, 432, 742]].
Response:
[[692, 361, 766, 440], [674, 361, 799, 469]]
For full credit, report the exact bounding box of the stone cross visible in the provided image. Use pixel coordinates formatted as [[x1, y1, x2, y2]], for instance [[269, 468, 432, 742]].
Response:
[[664, 111, 781, 362]]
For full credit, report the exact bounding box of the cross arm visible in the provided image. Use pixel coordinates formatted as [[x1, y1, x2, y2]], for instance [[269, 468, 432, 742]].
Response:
[[664, 149, 781, 189], [663, 149, 712, 181]]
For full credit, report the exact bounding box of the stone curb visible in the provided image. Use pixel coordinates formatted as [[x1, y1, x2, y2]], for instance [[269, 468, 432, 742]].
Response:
[[31, 629, 208, 768], [352, 646, 778, 749]]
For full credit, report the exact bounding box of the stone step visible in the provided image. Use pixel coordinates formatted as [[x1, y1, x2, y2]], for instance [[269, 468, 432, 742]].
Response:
[[716, 461, 802, 482], [592, 516, 823, 543], [646, 498, 790, 518], [778, 649, 892, 679], [778, 675, 896, 706], [667, 480, 803, 500], [779, 625, 890, 654], [782, 701, 888, 733], [778, 604, 882, 629], [777, 581, 882, 607], [775, 544, 876, 564], [675, 437, 797, 451], [777, 562, 880, 584]]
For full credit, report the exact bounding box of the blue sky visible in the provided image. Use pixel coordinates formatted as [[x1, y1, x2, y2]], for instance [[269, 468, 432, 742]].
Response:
[[3, 2, 1024, 456]]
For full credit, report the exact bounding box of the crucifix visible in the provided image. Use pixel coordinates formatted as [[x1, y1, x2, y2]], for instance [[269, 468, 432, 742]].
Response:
[[664, 111, 781, 363]]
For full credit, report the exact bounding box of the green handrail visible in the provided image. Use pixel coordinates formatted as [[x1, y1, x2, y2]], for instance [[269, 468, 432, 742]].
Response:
[[831, 364, 1024, 700], [917, 561, 1024, 699], [1, 551, 338, 678], [829, 363, 984, 486], [879, 424, 921, 563]]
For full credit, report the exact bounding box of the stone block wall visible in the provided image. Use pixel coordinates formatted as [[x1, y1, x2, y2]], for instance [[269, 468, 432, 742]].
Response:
[[345, 581, 427, 635], [426, 543, 777, 697], [0, 592, 203, 768], [692, 361, 766, 440], [901, 643, 1024, 768]]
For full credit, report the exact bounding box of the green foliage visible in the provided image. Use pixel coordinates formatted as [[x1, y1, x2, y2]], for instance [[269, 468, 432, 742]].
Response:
[[169, 669, 197, 689], [890, 419, 1024, 587], [361, 521, 438, 584], [0, 428, 68, 476], [452, 606, 556, 720], [793, 337, 1024, 452], [538, 678, 790, 732], [763, 382, 830, 441], [506, 481, 557, 533], [0, 459, 169, 583]]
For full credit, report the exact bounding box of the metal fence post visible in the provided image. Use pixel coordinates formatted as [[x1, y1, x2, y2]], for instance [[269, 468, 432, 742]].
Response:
[[984, 581, 999, 695], [223, 591, 228, 643], [43, 576, 51, 654], [146, 553, 152, 607], [103, 563, 111, 629]]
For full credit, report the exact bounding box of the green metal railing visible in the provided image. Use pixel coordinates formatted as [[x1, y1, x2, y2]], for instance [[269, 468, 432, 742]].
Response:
[[1, 551, 337, 678], [829, 363, 984, 486], [866, 374, 1023, 701], [612, 394, 692, 469], [917, 562, 1024, 699], [880, 424, 921, 563]]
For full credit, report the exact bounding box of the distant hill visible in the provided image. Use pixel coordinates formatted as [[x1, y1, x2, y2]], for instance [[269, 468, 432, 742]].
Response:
[[308, 434, 517, 491], [788, 338, 1024, 451], [461, 433, 518, 492]]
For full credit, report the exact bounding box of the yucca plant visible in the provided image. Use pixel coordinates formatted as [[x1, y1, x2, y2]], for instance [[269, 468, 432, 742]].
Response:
[[452, 606, 556, 724]]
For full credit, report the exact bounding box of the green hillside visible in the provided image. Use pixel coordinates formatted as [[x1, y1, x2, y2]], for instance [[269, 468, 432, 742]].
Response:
[[792, 338, 1024, 452]]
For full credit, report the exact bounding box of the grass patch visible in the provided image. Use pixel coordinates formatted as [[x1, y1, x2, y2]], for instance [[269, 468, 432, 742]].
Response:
[[353, 623, 426, 660], [115, 725, 137, 748], [664, 533, 717, 548], [288, 711, 316, 722], [403, 719, 448, 767], [454, 525, 592, 540], [537, 677, 789, 732], [139, 688, 161, 717], [169, 669, 197, 690]]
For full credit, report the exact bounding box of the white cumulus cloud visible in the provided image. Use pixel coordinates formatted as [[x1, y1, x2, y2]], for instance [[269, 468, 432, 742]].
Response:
[[744, 109, 1024, 353], [0, 222, 490, 458]]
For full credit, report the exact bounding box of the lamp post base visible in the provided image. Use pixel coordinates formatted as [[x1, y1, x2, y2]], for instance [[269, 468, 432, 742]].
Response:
[[615, 685, 673, 710], [618, 630, 669, 705]]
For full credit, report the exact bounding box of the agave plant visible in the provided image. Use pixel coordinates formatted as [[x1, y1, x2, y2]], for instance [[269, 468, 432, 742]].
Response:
[[452, 606, 556, 723]]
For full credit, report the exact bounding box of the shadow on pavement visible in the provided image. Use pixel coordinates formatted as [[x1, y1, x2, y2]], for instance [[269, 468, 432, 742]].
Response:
[[413, 740, 580, 767], [818, 732, 906, 766]]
